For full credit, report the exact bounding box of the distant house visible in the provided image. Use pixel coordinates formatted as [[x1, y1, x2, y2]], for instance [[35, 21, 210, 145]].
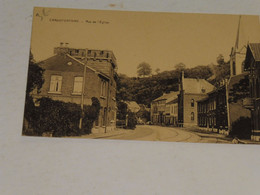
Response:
[[243, 43, 260, 141], [178, 72, 215, 127], [151, 91, 179, 125], [165, 97, 178, 126], [136, 104, 150, 124], [125, 101, 140, 113], [32, 43, 118, 133]]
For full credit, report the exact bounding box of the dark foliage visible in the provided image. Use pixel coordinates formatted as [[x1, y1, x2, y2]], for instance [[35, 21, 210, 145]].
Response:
[[230, 117, 251, 139], [26, 51, 45, 94], [126, 112, 137, 129], [25, 97, 81, 136], [229, 75, 250, 103], [82, 97, 101, 134], [23, 97, 100, 137], [23, 51, 45, 133], [116, 64, 213, 106], [117, 101, 128, 120], [136, 107, 150, 122]]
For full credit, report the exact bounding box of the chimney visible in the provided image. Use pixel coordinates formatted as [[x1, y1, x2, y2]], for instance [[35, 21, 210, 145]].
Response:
[[179, 71, 184, 92], [60, 42, 64, 47], [65, 42, 69, 47]]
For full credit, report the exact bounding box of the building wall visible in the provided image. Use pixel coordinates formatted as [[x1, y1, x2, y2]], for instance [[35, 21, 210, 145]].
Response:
[[197, 87, 228, 132], [33, 51, 117, 132], [182, 93, 207, 127], [249, 57, 260, 140], [34, 69, 108, 107]]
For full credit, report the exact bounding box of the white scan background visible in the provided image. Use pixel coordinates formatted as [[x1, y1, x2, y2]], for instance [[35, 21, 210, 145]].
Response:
[[1, 0, 260, 194]]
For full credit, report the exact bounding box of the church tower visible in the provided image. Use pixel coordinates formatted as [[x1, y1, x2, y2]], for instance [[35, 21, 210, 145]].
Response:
[[230, 16, 248, 77]]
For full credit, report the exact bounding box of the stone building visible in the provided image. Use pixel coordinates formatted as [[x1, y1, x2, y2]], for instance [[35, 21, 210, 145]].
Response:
[[32, 43, 118, 133]]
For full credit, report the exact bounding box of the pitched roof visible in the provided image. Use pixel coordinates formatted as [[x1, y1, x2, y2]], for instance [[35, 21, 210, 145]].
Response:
[[248, 43, 260, 61], [38, 54, 112, 80], [197, 96, 209, 103], [153, 91, 179, 102], [38, 54, 94, 72], [183, 78, 214, 94], [125, 101, 140, 113], [166, 97, 178, 104]]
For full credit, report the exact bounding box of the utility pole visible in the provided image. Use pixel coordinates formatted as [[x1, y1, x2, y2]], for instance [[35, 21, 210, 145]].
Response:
[[79, 60, 87, 130], [104, 80, 110, 133], [225, 79, 231, 134]]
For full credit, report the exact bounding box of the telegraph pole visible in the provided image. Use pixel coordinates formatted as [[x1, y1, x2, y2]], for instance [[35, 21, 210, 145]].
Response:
[[79, 60, 87, 130]]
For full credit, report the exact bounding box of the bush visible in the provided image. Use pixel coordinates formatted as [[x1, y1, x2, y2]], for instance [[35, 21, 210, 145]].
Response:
[[126, 112, 137, 129], [23, 97, 100, 137], [29, 98, 81, 137], [230, 116, 251, 139], [82, 97, 100, 134]]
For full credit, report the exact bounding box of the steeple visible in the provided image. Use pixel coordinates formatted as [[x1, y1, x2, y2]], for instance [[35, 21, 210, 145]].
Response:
[[230, 16, 248, 76]]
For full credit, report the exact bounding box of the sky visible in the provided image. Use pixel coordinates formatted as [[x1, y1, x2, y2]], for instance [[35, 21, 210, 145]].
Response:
[[31, 7, 260, 77]]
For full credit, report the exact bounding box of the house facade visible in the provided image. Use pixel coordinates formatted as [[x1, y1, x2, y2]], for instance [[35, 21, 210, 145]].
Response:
[[197, 85, 228, 134], [165, 98, 178, 126], [150, 91, 178, 125], [178, 72, 215, 127], [32, 43, 118, 133], [243, 43, 260, 141]]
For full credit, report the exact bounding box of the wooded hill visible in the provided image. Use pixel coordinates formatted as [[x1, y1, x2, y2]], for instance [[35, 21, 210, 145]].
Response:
[[116, 59, 230, 107]]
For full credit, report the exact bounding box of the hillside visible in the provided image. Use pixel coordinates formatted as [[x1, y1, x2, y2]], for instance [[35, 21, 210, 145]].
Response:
[[116, 64, 223, 107]]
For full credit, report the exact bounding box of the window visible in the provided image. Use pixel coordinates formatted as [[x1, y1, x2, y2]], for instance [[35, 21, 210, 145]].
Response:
[[191, 112, 194, 121], [73, 77, 83, 94], [49, 75, 62, 93], [101, 80, 107, 97], [191, 99, 194, 107]]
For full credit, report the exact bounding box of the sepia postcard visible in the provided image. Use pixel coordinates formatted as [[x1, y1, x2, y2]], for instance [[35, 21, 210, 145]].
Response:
[[23, 7, 260, 144]]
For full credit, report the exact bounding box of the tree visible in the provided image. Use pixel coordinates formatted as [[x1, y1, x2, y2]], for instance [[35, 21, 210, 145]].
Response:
[[209, 54, 230, 87], [228, 75, 250, 103], [137, 62, 152, 77], [216, 54, 225, 65], [155, 68, 160, 74], [23, 51, 45, 134], [117, 101, 128, 120], [26, 51, 45, 94], [174, 62, 186, 71]]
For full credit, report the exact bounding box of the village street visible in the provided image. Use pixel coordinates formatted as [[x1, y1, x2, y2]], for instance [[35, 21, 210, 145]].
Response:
[[83, 125, 234, 144]]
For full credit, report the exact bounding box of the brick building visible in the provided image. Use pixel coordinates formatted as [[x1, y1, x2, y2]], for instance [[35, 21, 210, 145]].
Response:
[[178, 72, 215, 127], [32, 43, 118, 133]]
